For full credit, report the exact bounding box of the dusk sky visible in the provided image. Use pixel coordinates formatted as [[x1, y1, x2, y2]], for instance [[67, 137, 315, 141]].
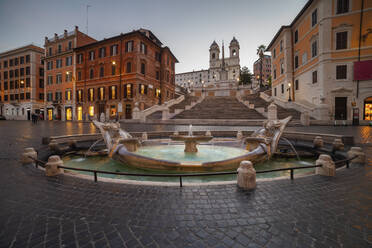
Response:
[[0, 0, 307, 73]]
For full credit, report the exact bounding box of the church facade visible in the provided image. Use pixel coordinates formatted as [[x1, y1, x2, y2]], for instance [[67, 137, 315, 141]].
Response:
[[175, 38, 240, 89]]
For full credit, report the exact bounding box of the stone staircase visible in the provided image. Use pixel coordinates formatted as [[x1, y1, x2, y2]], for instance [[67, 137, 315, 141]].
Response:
[[242, 93, 301, 120], [172, 96, 265, 119]]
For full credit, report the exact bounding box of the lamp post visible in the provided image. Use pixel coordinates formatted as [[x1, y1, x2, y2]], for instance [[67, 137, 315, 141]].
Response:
[[287, 83, 292, 102]]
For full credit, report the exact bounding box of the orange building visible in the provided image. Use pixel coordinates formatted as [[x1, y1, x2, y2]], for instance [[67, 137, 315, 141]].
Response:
[[267, 0, 372, 122], [44, 26, 96, 121], [74, 29, 178, 121], [253, 54, 271, 84], [0, 44, 44, 120]]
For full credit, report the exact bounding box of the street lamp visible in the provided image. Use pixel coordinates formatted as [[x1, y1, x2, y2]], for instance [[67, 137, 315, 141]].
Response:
[[112, 61, 116, 65], [287, 83, 292, 102]]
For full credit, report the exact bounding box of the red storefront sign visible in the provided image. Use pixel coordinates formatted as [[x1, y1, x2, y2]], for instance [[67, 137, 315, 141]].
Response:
[[354, 60, 372, 81]]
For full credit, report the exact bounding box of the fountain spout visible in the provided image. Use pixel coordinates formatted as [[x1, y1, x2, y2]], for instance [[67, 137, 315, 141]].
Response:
[[188, 124, 193, 136]]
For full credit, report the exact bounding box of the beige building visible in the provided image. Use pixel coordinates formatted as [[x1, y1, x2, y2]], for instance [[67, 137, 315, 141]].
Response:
[[267, 0, 372, 122], [0, 44, 45, 120]]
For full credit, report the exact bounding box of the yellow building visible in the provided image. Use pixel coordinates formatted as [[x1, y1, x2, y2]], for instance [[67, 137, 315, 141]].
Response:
[[267, 0, 372, 122]]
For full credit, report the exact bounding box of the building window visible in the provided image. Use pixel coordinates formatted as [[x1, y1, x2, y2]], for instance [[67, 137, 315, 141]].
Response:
[[90, 68, 94, 79], [294, 55, 299, 69], [89, 106, 94, 117], [281, 84, 284, 94], [302, 52, 307, 64], [109, 86, 117, 100], [99, 47, 106, 58], [125, 41, 134, 52], [48, 47, 52, 56], [56, 74, 62, 84], [77, 90, 83, 102], [39, 79, 44, 88], [99, 87, 105, 100], [280, 40, 283, 52], [110, 45, 118, 56], [336, 31, 348, 50], [48, 75, 53, 85], [155, 89, 161, 98], [66, 72, 72, 82], [20, 57, 24, 64], [295, 80, 299, 90], [312, 9, 317, 26], [89, 51, 95, 61], [273, 69, 277, 79], [294, 30, 298, 43], [77, 71, 82, 81], [274, 87, 277, 96], [65, 89, 72, 101], [312, 71, 317, 84], [56, 59, 62, 68], [156, 70, 160, 80], [140, 42, 147, 54], [141, 63, 145, 75], [111, 65, 116, 75], [77, 54, 83, 64], [124, 84, 132, 98], [273, 49, 276, 58], [58, 44, 62, 53], [65, 56, 72, 66], [280, 62, 284, 74], [337, 0, 349, 14], [126, 62, 131, 73], [88, 88, 94, 101], [25, 78, 30, 87], [39, 93, 44, 100], [311, 40, 317, 57], [14, 58, 18, 66], [139, 84, 147, 95], [68, 41, 72, 50], [47, 61, 53, 70], [55, 92, 61, 100], [336, 65, 347, 79], [26, 67, 30, 75], [100, 66, 104, 77], [26, 92, 30, 99], [155, 52, 161, 62]]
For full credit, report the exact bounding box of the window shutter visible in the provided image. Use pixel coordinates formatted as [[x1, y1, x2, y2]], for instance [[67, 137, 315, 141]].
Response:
[[139, 84, 141, 93], [145, 85, 148, 94], [124, 84, 127, 98], [109, 87, 112, 99], [130, 84, 133, 97], [125, 42, 128, 52], [115, 86, 117, 99], [65, 91, 67, 101]]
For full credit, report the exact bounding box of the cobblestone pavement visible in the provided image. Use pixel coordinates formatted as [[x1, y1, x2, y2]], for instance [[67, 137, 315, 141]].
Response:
[[0, 121, 371, 248]]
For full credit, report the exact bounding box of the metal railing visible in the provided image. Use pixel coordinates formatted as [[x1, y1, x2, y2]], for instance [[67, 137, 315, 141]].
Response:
[[30, 155, 356, 187]]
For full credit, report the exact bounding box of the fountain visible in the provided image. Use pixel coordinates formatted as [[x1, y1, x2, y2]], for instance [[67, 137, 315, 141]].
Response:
[[169, 124, 213, 153], [90, 116, 293, 172]]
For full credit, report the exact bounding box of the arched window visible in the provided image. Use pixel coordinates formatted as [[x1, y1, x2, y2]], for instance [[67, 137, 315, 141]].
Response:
[[99, 66, 104, 77], [232, 50, 237, 56]]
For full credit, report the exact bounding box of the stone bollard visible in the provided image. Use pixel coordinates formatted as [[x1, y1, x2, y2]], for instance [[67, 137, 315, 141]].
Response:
[[300, 111, 310, 126], [347, 147, 365, 164], [268, 103, 278, 121], [142, 132, 148, 141], [332, 138, 344, 151], [237, 161, 256, 190], [236, 131, 243, 140], [45, 155, 64, 176], [313, 136, 324, 149], [21, 147, 37, 165], [205, 130, 212, 136], [315, 154, 335, 177]]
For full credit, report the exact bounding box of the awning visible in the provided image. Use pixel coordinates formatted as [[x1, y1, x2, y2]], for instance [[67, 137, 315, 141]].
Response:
[[354, 60, 372, 81]]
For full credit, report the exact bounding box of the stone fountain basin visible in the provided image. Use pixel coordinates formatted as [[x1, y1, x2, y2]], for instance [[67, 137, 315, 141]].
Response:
[[113, 144, 268, 172]]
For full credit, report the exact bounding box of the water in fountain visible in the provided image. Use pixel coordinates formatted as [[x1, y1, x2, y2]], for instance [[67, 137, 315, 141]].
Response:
[[280, 137, 300, 161], [85, 138, 104, 157]]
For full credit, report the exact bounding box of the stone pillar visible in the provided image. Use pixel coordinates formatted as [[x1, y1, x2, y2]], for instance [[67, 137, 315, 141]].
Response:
[[21, 147, 37, 165], [132, 103, 141, 120], [237, 161, 256, 190], [162, 108, 169, 120], [347, 147, 365, 164], [313, 136, 324, 149], [236, 131, 243, 140], [45, 155, 64, 176], [300, 111, 310, 126], [267, 103, 277, 121], [332, 138, 344, 151], [315, 154, 335, 177]]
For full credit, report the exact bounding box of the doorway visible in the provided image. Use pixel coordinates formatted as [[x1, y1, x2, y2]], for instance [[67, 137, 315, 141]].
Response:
[[125, 104, 132, 119], [77, 106, 83, 121], [335, 97, 347, 120], [27, 109, 31, 120], [65, 107, 72, 121], [48, 109, 53, 120]]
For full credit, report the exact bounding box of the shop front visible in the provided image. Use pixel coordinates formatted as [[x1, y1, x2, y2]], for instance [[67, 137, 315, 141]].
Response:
[[364, 97, 372, 120], [65, 107, 73, 121]]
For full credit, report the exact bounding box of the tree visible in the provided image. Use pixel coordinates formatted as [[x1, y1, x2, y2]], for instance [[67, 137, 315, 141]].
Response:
[[239, 66, 252, 85]]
